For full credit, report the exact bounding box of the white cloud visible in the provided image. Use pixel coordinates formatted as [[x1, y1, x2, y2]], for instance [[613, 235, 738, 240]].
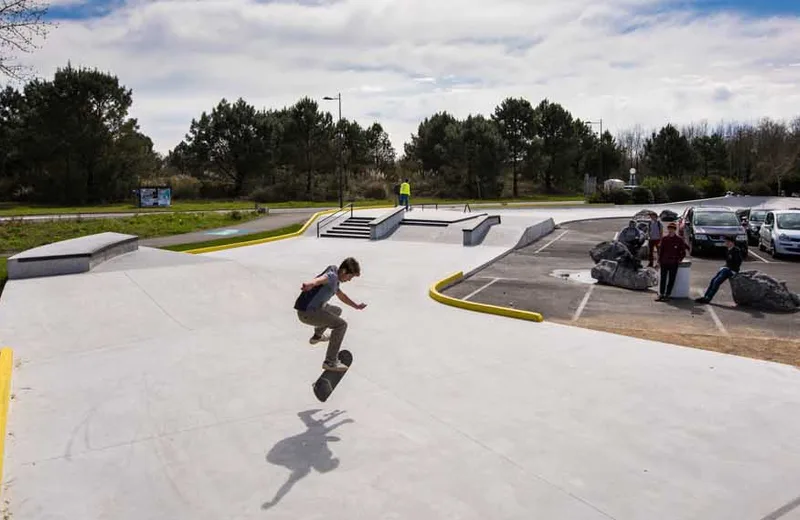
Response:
[[9, 0, 800, 155]]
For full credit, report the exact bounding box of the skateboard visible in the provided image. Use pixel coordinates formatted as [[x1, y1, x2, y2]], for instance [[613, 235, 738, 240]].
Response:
[[312, 350, 353, 402]]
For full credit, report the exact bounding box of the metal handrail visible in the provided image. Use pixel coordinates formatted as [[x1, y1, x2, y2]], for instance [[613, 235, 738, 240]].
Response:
[[463, 203, 471, 213], [317, 203, 354, 237]]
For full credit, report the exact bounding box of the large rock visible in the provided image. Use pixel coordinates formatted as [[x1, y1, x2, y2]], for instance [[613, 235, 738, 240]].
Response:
[[730, 270, 800, 312], [589, 240, 642, 269], [591, 259, 658, 291]]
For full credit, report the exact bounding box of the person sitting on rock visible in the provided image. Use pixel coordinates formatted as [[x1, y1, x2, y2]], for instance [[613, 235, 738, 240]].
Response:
[[695, 236, 743, 304], [618, 220, 646, 258]]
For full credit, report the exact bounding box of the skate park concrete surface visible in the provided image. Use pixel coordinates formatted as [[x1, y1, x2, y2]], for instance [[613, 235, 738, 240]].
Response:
[[1, 196, 800, 519]]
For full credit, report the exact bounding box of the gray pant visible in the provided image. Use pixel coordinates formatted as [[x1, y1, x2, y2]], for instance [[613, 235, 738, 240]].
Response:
[[297, 304, 347, 363]]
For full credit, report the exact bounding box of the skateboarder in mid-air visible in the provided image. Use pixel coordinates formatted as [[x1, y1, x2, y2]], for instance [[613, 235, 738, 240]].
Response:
[[294, 257, 366, 372]]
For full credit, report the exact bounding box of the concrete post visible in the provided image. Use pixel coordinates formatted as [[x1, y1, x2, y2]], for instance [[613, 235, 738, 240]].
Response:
[[672, 259, 692, 298]]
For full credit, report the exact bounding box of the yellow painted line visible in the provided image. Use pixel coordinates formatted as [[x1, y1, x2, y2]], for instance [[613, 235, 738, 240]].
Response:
[[0, 347, 13, 489], [428, 271, 544, 322], [183, 205, 395, 254]]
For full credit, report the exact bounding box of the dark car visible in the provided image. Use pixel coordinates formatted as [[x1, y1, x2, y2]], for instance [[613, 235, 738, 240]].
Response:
[[678, 206, 749, 258], [744, 208, 775, 245], [659, 209, 679, 222]]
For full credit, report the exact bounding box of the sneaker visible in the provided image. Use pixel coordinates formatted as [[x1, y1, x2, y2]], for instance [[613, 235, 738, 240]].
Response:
[[655, 295, 664, 301], [322, 359, 348, 372], [310, 333, 330, 345], [694, 297, 709, 304]]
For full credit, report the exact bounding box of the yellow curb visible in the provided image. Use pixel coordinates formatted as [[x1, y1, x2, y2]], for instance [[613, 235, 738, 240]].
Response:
[[428, 271, 544, 322], [0, 347, 13, 490], [183, 205, 396, 254]]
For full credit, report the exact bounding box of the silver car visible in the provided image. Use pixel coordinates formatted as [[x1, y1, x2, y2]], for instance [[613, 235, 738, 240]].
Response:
[[758, 210, 800, 258]]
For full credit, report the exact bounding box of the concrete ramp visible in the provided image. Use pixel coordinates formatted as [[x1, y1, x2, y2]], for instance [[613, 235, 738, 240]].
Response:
[[2, 207, 800, 520]]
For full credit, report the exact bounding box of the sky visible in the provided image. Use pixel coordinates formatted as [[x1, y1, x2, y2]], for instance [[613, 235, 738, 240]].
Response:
[[8, 0, 800, 157]]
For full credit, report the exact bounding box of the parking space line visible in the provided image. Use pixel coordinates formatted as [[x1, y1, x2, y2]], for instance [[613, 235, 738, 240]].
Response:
[[534, 231, 569, 254], [572, 284, 595, 322], [697, 291, 729, 336], [463, 277, 501, 301], [749, 249, 771, 263]]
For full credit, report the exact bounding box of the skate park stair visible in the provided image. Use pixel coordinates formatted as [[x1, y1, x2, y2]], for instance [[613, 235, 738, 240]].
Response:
[[319, 216, 374, 239]]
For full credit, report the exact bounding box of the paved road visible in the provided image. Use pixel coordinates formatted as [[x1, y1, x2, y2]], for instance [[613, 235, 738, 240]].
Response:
[[139, 211, 318, 247]]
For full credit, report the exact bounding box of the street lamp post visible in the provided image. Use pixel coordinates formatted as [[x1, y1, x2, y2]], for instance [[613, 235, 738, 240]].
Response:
[[323, 93, 343, 209]]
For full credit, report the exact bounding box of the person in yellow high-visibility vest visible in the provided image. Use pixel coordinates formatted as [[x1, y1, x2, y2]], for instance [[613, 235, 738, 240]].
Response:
[[399, 179, 411, 210]]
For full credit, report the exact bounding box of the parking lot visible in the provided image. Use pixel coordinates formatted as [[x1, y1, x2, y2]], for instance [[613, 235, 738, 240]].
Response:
[[443, 217, 800, 367]]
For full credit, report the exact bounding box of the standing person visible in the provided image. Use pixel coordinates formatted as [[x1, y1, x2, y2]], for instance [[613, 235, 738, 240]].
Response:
[[392, 180, 401, 206], [655, 222, 689, 301], [695, 237, 743, 304], [647, 212, 663, 268], [399, 178, 411, 211], [294, 257, 367, 372]]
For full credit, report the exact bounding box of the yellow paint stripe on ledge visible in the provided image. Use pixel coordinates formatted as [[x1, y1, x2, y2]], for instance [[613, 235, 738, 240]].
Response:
[[183, 204, 396, 255], [428, 272, 544, 322], [0, 347, 13, 489]]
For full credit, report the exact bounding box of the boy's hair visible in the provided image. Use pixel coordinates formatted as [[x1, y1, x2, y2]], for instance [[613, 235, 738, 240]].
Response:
[[339, 257, 361, 276]]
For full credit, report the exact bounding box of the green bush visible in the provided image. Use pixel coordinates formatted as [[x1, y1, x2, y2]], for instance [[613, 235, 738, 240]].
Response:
[[586, 191, 606, 204], [607, 188, 632, 205], [631, 186, 654, 204], [697, 175, 727, 198], [665, 181, 701, 202], [640, 176, 669, 203], [742, 182, 772, 196]]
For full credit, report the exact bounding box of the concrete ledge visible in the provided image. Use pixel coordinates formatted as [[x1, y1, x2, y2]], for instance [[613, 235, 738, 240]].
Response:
[[0, 347, 13, 487], [369, 206, 406, 240], [429, 271, 544, 322], [7, 232, 138, 280], [462, 215, 501, 246]]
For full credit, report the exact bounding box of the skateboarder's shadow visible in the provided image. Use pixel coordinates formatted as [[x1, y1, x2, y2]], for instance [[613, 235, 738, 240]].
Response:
[[261, 408, 354, 511]]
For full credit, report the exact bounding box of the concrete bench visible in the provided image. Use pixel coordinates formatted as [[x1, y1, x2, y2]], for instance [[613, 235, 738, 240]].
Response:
[[462, 215, 501, 246], [7, 232, 139, 280]]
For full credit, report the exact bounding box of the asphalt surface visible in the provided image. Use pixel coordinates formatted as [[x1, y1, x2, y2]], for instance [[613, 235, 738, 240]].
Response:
[[444, 217, 800, 340]]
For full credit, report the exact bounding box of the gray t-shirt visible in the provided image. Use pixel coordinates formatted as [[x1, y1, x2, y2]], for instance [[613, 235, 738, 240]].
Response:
[[294, 265, 339, 311]]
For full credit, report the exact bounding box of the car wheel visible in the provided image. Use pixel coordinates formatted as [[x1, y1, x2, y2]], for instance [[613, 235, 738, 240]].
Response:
[[770, 240, 780, 259], [759, 239, 766, 251]]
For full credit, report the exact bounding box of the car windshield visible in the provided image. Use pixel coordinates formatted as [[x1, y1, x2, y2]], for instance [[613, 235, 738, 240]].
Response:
[[694, 211, 740, 227], [777, 213, 800, 230], [749, 210, 768, 222]]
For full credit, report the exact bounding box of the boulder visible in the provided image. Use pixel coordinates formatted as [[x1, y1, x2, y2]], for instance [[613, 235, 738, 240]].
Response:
[[590, 240, 642, 270], [591, 259, 659, 291], [730, 270, 800, 312]]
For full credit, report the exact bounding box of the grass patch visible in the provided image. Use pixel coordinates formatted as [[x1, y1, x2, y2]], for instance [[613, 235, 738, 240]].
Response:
[[0, 195, 584, 217], [0, 211, 262, 254], [163, 223, 304, 252]]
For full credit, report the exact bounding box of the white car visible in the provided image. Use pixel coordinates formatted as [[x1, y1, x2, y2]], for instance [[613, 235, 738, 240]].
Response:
[[758, 210, 800, 258]]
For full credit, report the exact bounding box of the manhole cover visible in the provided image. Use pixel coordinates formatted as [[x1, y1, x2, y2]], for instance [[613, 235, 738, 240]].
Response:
[[549, 269, 596, 284]]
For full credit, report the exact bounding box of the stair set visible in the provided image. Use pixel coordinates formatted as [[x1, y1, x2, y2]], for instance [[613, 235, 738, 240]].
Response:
[[319, 216, 375, 239]]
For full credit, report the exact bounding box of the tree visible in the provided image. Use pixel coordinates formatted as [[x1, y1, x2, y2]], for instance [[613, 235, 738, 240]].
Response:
[[642, 124, 696, 180], [461, 114, 506, 198], [364, 122, 395, 174], [403, 111, 461, 177], [691, 133, 728, 178], [176, 98, 281, 195], [1, 0, 54, 80], [13, 63, 156, 204], [281, 97, 335, 198], [492, 97, 534, 197], [531, 99, 579, 193]]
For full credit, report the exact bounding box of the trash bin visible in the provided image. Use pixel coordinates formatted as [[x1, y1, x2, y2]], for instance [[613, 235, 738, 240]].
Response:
[[672, 259, 692, 299]]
